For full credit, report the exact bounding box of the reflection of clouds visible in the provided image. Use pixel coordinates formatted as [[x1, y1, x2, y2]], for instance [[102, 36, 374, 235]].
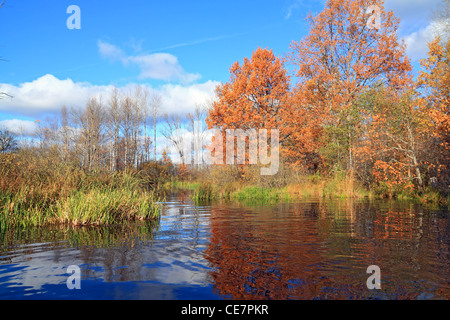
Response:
[[148, 203, 212, 286], [0, 244, 84, 294], [0, 199, 213, 299]]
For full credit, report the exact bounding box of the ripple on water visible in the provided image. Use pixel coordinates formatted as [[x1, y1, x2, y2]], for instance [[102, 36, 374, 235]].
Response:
[[0, 196, 449, 300]]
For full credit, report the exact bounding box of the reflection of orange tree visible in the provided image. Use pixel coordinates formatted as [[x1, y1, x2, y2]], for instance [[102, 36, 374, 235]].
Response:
[[204, 204, 338, 300], [205, 200, 450, 300], [373, 209, 415, 240], [320, 201, 450, 299], [373, 207, 450, 299]]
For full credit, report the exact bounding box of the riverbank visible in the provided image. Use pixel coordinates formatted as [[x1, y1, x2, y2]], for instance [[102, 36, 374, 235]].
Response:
[[0, 153, 162, 228], [173, 173, 449, 208]]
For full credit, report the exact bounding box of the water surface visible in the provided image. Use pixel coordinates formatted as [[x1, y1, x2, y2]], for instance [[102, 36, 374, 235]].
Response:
[[0, 192, 449, 300]]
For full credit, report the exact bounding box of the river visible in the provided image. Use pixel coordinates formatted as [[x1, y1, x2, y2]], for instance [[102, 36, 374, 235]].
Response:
[[0, 191, 449, 300]]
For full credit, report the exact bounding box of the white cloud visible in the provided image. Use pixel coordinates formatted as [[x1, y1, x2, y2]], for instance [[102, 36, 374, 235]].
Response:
[[385, 0, 441, 23], [0, 74, 113, 116], [284, 0, 323, 20], [0, 74, 218, 123], [98, 40, 200, 84], [128, 53, 201, 84], [98, 40, 126, 61], [404, 19, 449, 60], [0, 119, 38, 135], [383, 0, 449, 61], [159, 81, 217, 114]]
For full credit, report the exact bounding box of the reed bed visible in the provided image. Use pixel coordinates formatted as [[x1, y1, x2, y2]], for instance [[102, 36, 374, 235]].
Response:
[[0, 153, 162, 228]]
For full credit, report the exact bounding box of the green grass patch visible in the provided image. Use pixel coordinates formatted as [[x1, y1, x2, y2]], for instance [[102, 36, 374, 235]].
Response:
[[231, 186, 292, 203], [191, 183, 292, 205], [0, 172, 162, 228]]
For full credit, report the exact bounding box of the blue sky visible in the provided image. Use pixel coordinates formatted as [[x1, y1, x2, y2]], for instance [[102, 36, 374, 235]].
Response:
[[0, 0, 307, 86], [0, 0, 445, 134]]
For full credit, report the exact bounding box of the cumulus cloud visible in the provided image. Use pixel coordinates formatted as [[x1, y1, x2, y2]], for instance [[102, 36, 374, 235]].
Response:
[[0, 119, 38, 135], [98, 40, 127, 61], [384, 0, 449, 61], [98, 40, 201, 84], [385, 0, 441, 23], [403, 19, 449, 61], [0, 74, 218, 126], [159, 80, 218, 114], [284, 0, 324, 20], [0, 74, 113, 116]]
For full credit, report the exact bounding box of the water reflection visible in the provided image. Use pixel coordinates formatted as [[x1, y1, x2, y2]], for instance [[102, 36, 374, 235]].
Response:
[[204, 200, 450, 300], [0, 194, 448, 300]]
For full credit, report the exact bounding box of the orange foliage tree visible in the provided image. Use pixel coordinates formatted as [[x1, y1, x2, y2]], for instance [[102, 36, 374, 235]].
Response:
[[207, 47, 290, 132], [417, 37, 450, 191], [354, 86, 429, 193], [206, 47, 291, 169], [286, 0, 412, 172]]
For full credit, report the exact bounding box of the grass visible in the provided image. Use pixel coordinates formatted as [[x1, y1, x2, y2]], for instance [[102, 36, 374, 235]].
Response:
[[188, 170, 378, 205], [285, 172, 373, 200], [183, 169, 449, 209], [191, 182, 292, 205], [0, 184, 162, 228], [0, 154, 163, 228], [390, 187, 449, 208], [169, 180, 202, 191], [231, 186, 292, 203], [192, 183, 220, 203], [53, 188, 160, 226]]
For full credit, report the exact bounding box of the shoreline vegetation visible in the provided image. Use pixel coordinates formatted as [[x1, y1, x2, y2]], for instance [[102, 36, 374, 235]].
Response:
[[0, 153, 162, 228], [184, 181, 449, 207], [0, 150, 447, 229], [171, 168, 449, 208]]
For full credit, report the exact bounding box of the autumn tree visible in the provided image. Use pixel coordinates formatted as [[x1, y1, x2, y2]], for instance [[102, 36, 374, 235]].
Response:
[[72, 96, 107, 171], [416, 36, 450, 191], [206, 47, 290, 168], [355, 85, 431, 194], [208, 47, 290, 132], [287, 0, 412, 172]]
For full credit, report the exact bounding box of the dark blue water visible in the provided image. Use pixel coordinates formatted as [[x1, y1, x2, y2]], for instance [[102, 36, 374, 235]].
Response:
[[0, 192, 449, 300]]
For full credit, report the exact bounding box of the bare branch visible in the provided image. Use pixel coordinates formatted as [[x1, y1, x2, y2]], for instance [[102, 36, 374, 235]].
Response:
[[0, 92, 13, 99]]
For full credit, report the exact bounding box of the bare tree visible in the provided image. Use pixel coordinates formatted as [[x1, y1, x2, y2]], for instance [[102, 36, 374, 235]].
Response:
[[120, 95, 135, 169], [431, 0, 450, 41], [59, 106, 71, 162], [0, 126, 17, 153], [72, 96, 107, 171], [106, 87, 121, 171], [138, 86, 151, 164], [131, 86, 146, 168], [187, 104, 208, 169], [161, 113, 190, 164], [149, 93, 162, 161]]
